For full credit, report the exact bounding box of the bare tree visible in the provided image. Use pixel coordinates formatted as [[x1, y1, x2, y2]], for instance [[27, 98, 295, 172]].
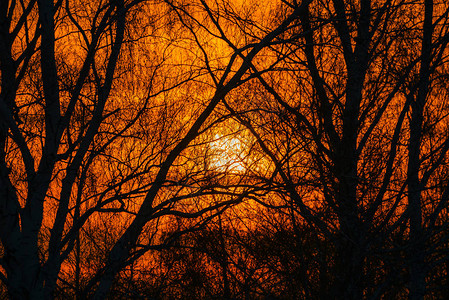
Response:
[[0, 0, 315, 298], [5, 0, 449, 298], [222, 0, 449, 299]]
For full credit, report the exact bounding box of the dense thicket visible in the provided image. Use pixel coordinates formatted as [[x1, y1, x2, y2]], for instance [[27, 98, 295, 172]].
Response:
[[1, 0, 449, 299]]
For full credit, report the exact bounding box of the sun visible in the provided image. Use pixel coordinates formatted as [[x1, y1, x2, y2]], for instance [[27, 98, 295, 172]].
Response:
[[209, 134, 247, 173]]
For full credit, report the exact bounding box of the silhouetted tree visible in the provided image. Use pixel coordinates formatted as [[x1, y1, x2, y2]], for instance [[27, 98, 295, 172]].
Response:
[[223, 0, 449, 299], [0, 0, 314, 298]]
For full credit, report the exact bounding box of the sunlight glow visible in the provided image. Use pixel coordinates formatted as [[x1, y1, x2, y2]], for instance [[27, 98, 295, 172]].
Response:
[[209, 134, 247, 173]]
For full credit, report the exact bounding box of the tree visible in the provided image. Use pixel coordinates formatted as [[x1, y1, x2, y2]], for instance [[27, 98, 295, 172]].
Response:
[[222, 0, 449, 299], [0, 0, 315, 298], [4, 0, 449, 298]]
